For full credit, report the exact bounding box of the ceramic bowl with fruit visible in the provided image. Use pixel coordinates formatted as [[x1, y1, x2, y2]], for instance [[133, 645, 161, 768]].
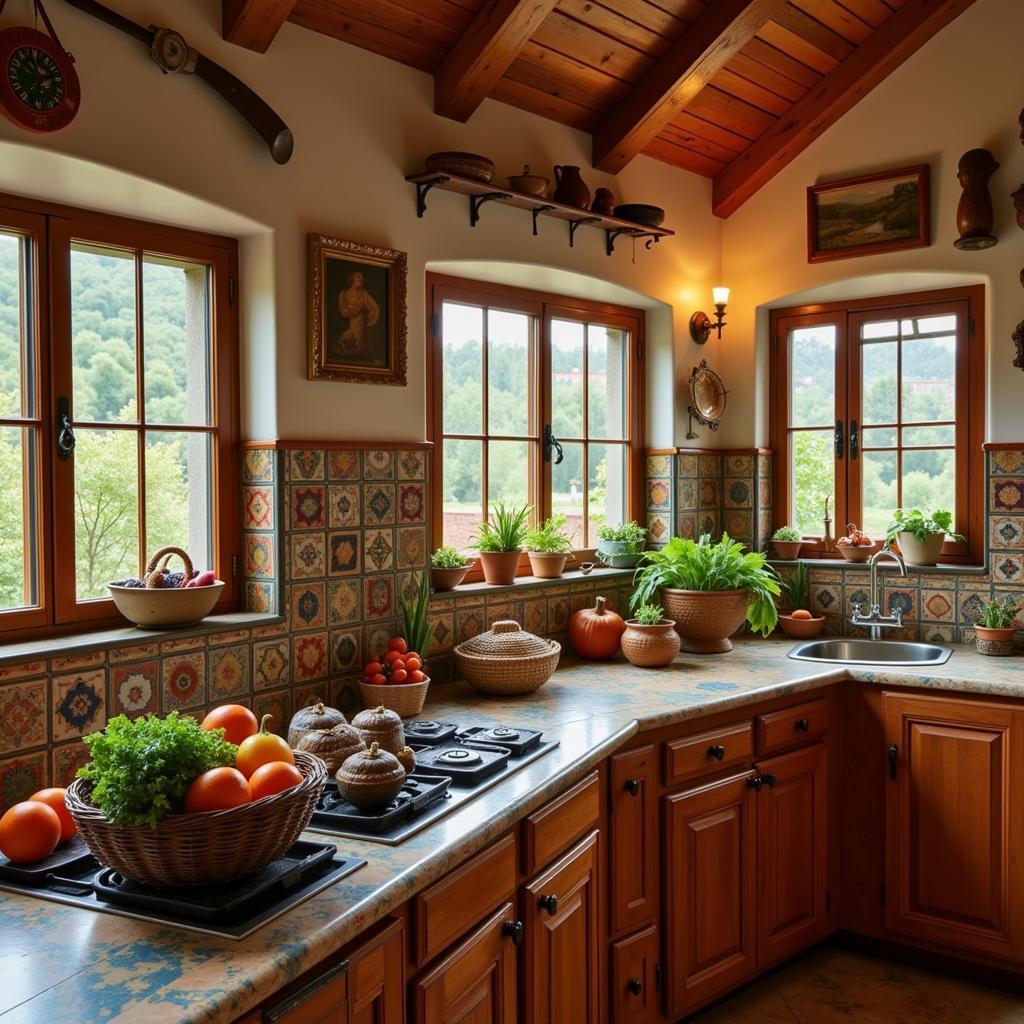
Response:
[[775, 561, 825, 638], [777, 608, 826, 639], [109, 546, 223, 628], [359, 637, 431, 717], [836, 525, 881, 562]]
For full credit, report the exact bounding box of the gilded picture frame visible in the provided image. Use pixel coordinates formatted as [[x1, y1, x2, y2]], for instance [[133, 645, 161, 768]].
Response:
[[308, 234, 407, 385]]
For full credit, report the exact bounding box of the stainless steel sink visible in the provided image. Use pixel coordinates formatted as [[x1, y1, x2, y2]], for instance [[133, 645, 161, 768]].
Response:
[[788, 638, 953, 666]]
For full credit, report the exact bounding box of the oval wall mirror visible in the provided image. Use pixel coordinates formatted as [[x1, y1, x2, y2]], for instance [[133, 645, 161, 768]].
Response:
[[688, 359, 727, 433]]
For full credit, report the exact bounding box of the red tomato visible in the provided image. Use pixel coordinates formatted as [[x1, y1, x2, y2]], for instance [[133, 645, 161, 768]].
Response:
[[236, 714, 295, 778], [249, 761, 303, 800], [405, 651, 420, 663], [383, 650, 402, 665], [363, 661, 383, 677], [405, 656, 422, 672], [388, 637, 408, 654], [185, 767, 251, 813], [371, 673, 387, 685], [390, 669, 408, 684], [409, 670, 427, 683], [202, 704, 259, 746], [28, 788, 76, 843], [0, 801, 61, 863], [391, 659, 406, 673]]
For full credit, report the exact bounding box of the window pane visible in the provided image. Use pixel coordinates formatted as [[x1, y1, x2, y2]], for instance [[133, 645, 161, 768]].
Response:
[[902, 424, 955, 447], [0, 426, 36, 609], [145, 431, 212, 574], [487, 309, 530, 436], [551, 319, 584, 437], [442, 303, 482, 435], [588, 443, 626, 546], [861, 320, 898, 340], [901, 335, 955, 422], [903, 448, 955, 521], [789, 326, 835, 427], [442, 439, 481, 551], [790, 430, 832, 536], [143, 256, 211, 426], [552, 441, 584, 544], [71, 243, 137, 424], [861, 340, 897, 424], [862, 427, 896, 447], [74, 428, 139, 599], [915, 315, 957, 334], [588, 324, 627, 439], [862, 450, 897, 535], [0, 232, 29, 418], [488, 440, 532, 514]]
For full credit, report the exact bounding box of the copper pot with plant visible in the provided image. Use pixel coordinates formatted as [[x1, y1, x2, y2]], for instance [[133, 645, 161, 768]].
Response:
[[620, 603, 680, 667]]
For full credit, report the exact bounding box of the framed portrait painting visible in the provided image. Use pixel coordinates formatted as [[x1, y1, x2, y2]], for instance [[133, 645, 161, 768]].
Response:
[[308, 234, 407, 385], [807, 165, 930, 263]]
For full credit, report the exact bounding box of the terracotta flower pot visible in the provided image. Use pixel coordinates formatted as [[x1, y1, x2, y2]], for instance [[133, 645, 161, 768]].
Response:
[[478, 550, 521, 585], [620, 620, 681, 667], [777, 614, 826, 639], [528, 552, 569, 579], [771, 540, 802, 560], [896, 531, 945, 566], [432, 565, 471, 590], [659, 588, 750, 654], [975, 625, 1017, 657]]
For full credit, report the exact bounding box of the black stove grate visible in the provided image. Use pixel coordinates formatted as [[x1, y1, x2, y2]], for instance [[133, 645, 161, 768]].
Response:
[[311, 775, 451, 835], [459, 725, 543, 756], [402, 720, 460, 745], [409, 740, 511, 785]]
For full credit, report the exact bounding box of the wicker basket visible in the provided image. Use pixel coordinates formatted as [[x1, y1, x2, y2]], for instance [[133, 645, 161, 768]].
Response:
[[659, 588, 751, 654], [66, 751, 327, 887], [358, 677, 430, 717], [455, 620, 560, 695]]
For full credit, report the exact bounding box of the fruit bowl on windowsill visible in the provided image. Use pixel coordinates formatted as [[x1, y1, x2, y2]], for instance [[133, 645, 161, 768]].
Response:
[[109, 546, 224, 629]]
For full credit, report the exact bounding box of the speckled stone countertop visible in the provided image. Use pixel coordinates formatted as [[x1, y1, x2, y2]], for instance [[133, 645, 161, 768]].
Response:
[[2, 638, 1021, 1023]]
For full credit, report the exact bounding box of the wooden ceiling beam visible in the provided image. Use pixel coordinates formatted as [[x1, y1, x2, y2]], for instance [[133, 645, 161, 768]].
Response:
[[712, 0, 980, 217], [435, 0, 559, 123], [592, 0, 789, 175], [222, 0, 298, 53]]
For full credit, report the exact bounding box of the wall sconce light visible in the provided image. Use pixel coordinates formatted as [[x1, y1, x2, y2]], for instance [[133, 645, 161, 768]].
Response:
[[689, 287, 729, 344]]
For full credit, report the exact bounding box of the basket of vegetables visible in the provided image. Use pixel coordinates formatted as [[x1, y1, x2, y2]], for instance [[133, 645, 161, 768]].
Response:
[[66, 707, 327, 887], [108, 546, 224, 629]]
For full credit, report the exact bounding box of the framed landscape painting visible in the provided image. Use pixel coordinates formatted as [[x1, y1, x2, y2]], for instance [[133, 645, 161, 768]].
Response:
[[308, 234, 407, 385], [807, 165, 929, 263]]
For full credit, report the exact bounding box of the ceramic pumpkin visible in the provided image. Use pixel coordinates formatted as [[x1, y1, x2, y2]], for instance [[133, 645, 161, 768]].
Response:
[[569, 596, 625, 660]]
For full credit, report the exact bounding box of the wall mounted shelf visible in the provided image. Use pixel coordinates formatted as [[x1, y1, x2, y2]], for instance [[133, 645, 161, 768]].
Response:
[[406, 171, 674, 256]]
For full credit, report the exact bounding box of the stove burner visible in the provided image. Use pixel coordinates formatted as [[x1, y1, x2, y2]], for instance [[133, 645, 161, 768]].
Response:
[[411, 720, 443, 733], [480, 727, 520, 741], [437, 748, 482, 765]]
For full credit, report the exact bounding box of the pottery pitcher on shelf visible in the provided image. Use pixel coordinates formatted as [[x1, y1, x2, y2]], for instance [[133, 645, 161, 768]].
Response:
[[553, 165, 591, 209]]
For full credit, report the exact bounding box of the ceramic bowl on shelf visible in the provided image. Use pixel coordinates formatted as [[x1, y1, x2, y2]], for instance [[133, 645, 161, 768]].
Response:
[[613, 203, 665, 227], [836, 542, 880, 563], [507, 165, 549, 196], [424, 151, 495, 183], [777, 614, 826, 639]]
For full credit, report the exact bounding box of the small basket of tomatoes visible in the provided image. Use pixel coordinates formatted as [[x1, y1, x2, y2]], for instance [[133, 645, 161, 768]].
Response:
[[836, 524, 881, 563], [359, 637, 430, 718]]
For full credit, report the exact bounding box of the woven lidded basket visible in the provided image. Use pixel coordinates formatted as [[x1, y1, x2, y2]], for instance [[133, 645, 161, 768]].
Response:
[[455, 620, 560, 695], [66, 750, 327, 887]]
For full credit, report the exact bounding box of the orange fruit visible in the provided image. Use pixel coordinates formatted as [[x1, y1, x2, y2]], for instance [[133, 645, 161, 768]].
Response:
[[390, 669, 408, 684], [791, 609, 813, 620], [405, 656, 422, 672], [28, 788, 76, 843], [0, 801, 62, 863], [409, 670, 427, 683], [383, 650, 402, 665], [184, 767, 251, 813], [249, 761, 303, 800], [388, 637, 408, 654], [202, 704, 259, 746], [236, 714, 295, 778], [406, 651, 421, 663]]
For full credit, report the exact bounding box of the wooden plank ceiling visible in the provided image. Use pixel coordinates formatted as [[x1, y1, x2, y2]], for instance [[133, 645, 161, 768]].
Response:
[[227, 0, 978, 216]]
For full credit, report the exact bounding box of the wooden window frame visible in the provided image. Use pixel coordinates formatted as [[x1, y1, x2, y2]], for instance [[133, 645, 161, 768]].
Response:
[[0, 192, 240, 641], [426, 273, 645, 583], [769, 285, 984, 565]]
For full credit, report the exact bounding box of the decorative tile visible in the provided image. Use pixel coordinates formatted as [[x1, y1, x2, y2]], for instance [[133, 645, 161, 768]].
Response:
[[208, 645, 250, 700], [395, 571, 420, 610], [396, 526, 427, 570], [958, 590, 986, 628], [698, 454, 721, 478], [645, 454, 671, 478], [242, 448, 274, 483], [486, 601, 521, 629], [52, 670, 106, 743], [757, 453, 773, 479], [547, 596, 571, 631], [523, 600, 547, 635], [991, 516, 1024, 548], [331, 677, 361, 715], [328, 532, 361, 576], [243, 486, 274, 529], [52, 741, 90, 789], [990, 450, 1024, 476], [724, 510, 752, 539], [991, 477, 1024, 512], [328, 484, 360, 528], [646, 478, 671, 510], [0, 750, 46, 811], [160, 635, 206, 654], [363, 483, 396, 526], [292, 684, 331, 716], [209, 629, 251, 647], [364, 620, 399, 660], [364, 528, 395, 572], [429, 613, 455, 654], [292, 632, 328, 681], [364, 576, 394, 619], [291, 534, 327, 579], [677, 478, 698, 509], [245, 533, 275, 579], [844, 586, 869, 616], [160, 653, 206, 711], [921, 623, 956, 644], [758, 478, 772, 508], [253, 640, 290, 691], [699, 479, 720, 509], [397, 450, 426, 480], [725, 455, 755, 477], [288, 449, 324, 482], [646, 512, 670, 544], [111, 662, 159, 717], [993, 553, 1024, 584], [328, 450, 361, 480], [290, 582, 326, 630], [246, 581, 275, 613], [724, 479, 752, 508], [251, 620, 288, 639], [363, 450, 395, 479], [254, 689, 291, 738], [456, 607, 485, 644], [329, 629, 361, 674], [0, 661, 45, 683], [398, 483, 426, 524], [810, 584, 840, 616], [698, 511, 719, 537], [920, 589, 955, 623], [290, 485, 325, 530], [0, 678, 46, 754], [676, 511, 697, 539], [677, 454, 698, 478], [50, 651, 104, 672], [884, 587, 918, 620], [327, 578, 362, 625]]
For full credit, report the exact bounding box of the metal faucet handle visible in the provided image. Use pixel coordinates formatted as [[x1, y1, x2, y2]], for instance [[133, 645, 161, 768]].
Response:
[[850, 601, 862, 617]]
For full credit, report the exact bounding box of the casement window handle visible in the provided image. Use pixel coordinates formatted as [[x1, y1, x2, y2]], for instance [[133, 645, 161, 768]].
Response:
[[56, 397, 76, 461], [834, 419, 844, 460], [849, 419, 859, 460], [543, 425, 564, 465]]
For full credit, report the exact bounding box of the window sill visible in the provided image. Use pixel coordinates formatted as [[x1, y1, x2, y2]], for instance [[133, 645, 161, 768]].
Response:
[[0, 612, 284, 668], [434, 566, 634, 599], [767, 558, 989, 577]]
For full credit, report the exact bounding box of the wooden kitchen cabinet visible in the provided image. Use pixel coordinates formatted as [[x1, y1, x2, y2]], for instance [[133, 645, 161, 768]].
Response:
[[608, 745, 657, 936], [610, 925, 658, 1024], [348, 918, 404, 1023], [522, 830, 601, 1024], [884, 693, 1024, 962]]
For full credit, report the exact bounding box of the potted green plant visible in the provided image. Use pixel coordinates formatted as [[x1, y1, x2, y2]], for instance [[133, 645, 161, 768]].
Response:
[[631, 533, 780, 653], [775, 561, 825, 639], [596, 521, 648, 568], [471, 502, 531, 585], [974, 597, 1020, 657], [621, 601, 680, 667], [770, 525, 802, 560], [431, 546, 474, 590], [524, 514, 575, 579], [885, 508, 963, 567]]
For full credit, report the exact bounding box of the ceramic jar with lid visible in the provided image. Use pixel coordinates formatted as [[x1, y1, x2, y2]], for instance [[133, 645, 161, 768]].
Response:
[[335, 742, 406, 810]]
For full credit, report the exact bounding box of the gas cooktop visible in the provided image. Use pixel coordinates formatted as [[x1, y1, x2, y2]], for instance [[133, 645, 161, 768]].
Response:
[[308, 719, 557, 846]]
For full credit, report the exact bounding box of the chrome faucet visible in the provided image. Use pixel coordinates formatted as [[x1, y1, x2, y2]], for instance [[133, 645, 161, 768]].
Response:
[[850, 548, 907, 640]]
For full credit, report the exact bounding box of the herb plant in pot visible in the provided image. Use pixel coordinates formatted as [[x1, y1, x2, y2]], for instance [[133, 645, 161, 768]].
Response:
[[770, 525, 803, 560], [525, 514, 574, 579], [431, 546, 473, 590], [471, 503, 531, 585], [631, 533, 780, 654], [885, 508, 962, 567], [974, 597, 1020, 657], [596, 521, 648, 568], [621, 602, 680, 668], [775, 561, 825, 639]]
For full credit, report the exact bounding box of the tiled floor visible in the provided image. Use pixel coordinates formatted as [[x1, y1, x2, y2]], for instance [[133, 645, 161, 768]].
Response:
[[691, 948, 1024, 1023]]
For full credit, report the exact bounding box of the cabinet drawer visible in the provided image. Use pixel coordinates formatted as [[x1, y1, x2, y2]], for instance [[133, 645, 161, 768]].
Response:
[[756, 698, 828, 755], [663, 721, 753, 786], [611, 926, 659, 1024], [263, 961, 347, 1023], [413, 833, 516, 965], [522, 771, 600, 874]]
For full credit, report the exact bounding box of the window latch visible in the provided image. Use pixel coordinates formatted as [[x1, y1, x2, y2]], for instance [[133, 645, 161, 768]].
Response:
[[56, 397, 76, 461], [834, 419, 844, 460], [543, 425, 564, 465], [849, 419, 859, 460]]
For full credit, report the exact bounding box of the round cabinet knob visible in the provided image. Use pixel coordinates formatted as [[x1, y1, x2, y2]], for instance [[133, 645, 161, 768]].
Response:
[[708, 744, 726, 761], [624, 778, 640, 796], [502, 920, 524, 946], [795, 718, 810, 733], [628, 979, 643, 996], [761, 771, 777, 787], [746, 775, 763, 791], [539, 894, 558, 916]]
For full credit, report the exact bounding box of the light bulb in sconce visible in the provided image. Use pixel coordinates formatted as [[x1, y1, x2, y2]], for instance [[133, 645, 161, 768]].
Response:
[[689, 286, 730, 344], [711, 286, 730, 306]]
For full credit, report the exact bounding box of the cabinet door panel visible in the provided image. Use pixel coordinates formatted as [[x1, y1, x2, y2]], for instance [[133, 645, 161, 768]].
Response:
[[349, 919, 404, 1024], [884, 694, 1024, 961], [610, 926, 658, 1024], [664, 773, 757, 1017], [609, 745, 658, 935], [756, 745, 828, 967]]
